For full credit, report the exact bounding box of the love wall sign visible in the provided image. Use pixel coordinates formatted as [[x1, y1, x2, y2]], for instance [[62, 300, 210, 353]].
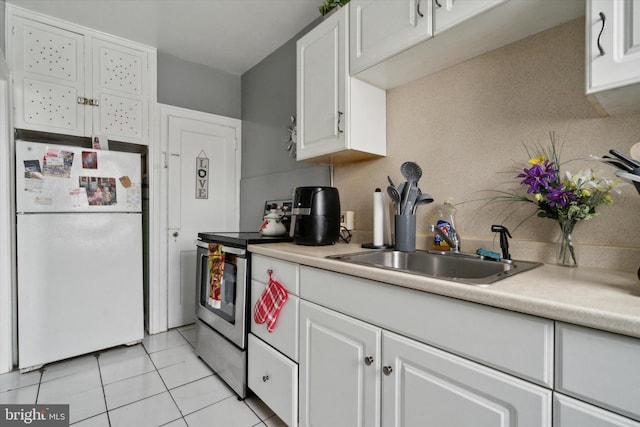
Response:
[[196, 151, 209, 199]]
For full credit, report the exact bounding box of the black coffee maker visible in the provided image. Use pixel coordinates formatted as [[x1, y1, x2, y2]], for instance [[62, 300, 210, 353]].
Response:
[[290, 187, 340, 245]]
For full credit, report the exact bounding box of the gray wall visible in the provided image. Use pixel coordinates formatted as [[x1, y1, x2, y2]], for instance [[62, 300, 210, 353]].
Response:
[[1, 0, 6, 57], [157, 52, 241, 119], [239, 22, 329, 230]]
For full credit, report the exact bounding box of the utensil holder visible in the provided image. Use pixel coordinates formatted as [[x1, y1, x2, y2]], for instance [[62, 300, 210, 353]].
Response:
[[394, 215, 416, 252]]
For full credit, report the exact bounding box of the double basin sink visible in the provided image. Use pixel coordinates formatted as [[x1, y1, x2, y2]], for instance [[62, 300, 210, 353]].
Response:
[[327, 250, 541, 286]]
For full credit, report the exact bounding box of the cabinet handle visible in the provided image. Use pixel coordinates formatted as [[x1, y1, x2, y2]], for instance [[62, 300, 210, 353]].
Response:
[[262, 375, 269, 382], [434, 0, 442, 8], [364, 356, 374, 366], [89, 98, 100, 107], [416, 0, 424, 18], [337, 111, 344, 134], [383, 366, 393, 376], [77, 97, 89, 105], [597, 12, 606, 56]]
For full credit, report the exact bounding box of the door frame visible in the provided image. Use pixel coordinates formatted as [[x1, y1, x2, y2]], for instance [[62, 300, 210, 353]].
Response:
[[149, 104, 241, 334], [0, 52, 16, 373]]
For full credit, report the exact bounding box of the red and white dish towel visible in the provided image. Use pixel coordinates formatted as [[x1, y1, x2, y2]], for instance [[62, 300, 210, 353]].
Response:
[[254, 270, 288, 333]]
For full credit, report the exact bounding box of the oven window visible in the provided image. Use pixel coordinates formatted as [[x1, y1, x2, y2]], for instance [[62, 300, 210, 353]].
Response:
[[200, 251, 237, 323]]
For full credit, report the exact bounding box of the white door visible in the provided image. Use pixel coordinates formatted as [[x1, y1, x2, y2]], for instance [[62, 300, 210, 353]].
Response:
[[350, 0, 433, 74], [296, 6, 347, 160], [299, 300, 381, 427], [91, 37, 150, 145], [587, 0, 640, 92], [165, 108, 240, 329], [382, 331, 552, 427], [9, 15, 86, 136]]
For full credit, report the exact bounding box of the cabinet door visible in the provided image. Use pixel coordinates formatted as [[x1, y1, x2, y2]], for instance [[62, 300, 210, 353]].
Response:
[[587, 0, 640, 110], [555, 323, 640, 422], [382, 331, 551, 427], [434, 0, 507, 34], [350, 0, 433, 74], [296, 6, 347, 161], [91, 37, 149, 144], [299, 300, 381, 427], [248, 334, 298, 427], [10, 16, 87, 136], [554, 393, 640, 427]]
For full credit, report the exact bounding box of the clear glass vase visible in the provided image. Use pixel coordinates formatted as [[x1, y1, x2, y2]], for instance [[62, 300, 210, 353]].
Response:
[[556, 218, 578, 267]]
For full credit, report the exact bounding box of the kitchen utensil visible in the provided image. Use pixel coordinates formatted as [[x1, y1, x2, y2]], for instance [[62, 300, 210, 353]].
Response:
[[630, 142, 640, 162], [411, 193, 434, 214], [398, 182, 406, 196], [387, 185, 401, 215], [388, 176, 396, 189], [403, 186, 419, 215], [400, 162, 422, 214], [610, 149, 640, 169], [592, 155, 635, 172], [616, 171, 640, 195]]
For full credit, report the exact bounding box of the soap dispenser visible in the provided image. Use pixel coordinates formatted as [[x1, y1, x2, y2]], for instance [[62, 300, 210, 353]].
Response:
[[433, 199, 457, 251]]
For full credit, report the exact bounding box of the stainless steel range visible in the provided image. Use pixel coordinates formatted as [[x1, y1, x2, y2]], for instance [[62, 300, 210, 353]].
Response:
[[194, 201, 292, 398]]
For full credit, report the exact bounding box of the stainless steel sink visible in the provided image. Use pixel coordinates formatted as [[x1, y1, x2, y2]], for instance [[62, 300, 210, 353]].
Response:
[[327, 250, 541, 286]]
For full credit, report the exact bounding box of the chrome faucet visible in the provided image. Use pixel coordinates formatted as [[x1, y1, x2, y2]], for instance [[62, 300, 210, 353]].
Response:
[[429, 224, 460, 253]]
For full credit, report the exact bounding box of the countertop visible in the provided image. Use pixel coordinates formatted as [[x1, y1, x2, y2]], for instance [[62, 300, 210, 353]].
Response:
[[248, 242, 640, 339]]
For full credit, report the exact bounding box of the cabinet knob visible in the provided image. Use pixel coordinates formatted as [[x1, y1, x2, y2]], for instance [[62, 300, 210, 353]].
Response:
[[383, 366, 393, 376], [77, 97, 89, 105], [364, 356, 374, 366], [172, 231, 179, 238], [89, 98, 100, 107], [262, 375, 269, 382]]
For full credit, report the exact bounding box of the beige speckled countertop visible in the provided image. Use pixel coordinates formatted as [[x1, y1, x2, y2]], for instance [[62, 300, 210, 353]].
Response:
[[248, 242, 640, 339]]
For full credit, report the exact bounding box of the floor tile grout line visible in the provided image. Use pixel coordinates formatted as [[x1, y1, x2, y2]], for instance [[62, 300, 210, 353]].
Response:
[[141, 335, 190, 427], [95, 352, 112, 427], [35, 368, 43, 404], [167, 328, 273, 424]]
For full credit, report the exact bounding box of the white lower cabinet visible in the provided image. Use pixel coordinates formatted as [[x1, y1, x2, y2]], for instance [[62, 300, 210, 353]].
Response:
[[253, 255, 639, 427], [299, 300, 381, 427], [249, 254, 300, 426], [554, 393, 640, 427], [248, 334, 298, 427], [299, 299, 551, 427], [555, 323, 640, 422], [382, 331, 551, 427]]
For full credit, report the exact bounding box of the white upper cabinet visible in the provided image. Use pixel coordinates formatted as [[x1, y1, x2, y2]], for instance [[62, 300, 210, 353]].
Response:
[[349, 0, 433, 75], [433, 0, 507, 33], [586, 0, 640, 116], [352, 0, 584, 89], [297, 4, 386, 164], [8, 6, 156, 145]]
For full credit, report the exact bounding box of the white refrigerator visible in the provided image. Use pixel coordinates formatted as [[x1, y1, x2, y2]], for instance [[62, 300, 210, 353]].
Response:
[[15, 139, 143, 371]]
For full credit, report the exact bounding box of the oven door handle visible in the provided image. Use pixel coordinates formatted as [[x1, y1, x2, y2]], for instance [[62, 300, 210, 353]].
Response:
[[196, 241, 246, 257]]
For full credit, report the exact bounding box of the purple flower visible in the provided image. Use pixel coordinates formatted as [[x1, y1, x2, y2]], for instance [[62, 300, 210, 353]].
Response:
[[546, 186, 577, 207], [517, 161, 558, 193]]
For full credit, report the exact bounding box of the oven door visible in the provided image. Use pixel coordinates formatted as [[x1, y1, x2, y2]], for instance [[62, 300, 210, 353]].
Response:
[[196, 241, 247, 349]]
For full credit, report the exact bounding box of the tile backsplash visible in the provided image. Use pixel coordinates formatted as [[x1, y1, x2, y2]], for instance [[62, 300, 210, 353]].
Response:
[[335, 18, 640, 272]]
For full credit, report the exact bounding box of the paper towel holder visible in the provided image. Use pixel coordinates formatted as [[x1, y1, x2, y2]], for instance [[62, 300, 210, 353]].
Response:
[[362, 188, 393, 249]]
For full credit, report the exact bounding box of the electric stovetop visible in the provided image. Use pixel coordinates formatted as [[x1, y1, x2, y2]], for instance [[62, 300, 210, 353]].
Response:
[[197, 232, 292, 248]]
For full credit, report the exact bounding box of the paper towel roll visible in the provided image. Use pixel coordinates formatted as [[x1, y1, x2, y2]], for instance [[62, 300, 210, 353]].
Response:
[[373, 188, 384, 246]]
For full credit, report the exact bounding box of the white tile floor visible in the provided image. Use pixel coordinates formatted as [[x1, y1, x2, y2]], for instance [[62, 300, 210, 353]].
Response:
[[0, 325, 287, 427]]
